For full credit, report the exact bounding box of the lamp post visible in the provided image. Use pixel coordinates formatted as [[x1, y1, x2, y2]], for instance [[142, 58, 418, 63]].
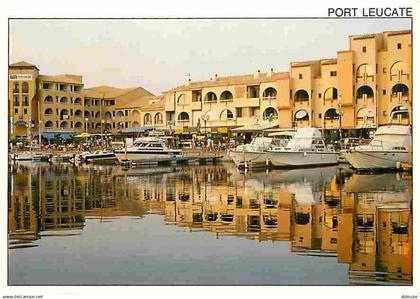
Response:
[[201, 114, 210, 139], [101, 119, 105, 145], [85, 118, 89, 133]]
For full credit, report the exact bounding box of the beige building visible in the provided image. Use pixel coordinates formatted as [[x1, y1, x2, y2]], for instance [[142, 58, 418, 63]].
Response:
[[161, 29, 411, 138], [9, 29, 411, 141]]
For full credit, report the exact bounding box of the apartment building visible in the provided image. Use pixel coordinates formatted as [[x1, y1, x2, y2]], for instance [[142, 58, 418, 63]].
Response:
[[161, 29, 411, 137]]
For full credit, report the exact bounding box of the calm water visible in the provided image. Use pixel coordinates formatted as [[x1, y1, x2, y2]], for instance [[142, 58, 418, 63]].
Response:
[[8, 162, 412, 285]]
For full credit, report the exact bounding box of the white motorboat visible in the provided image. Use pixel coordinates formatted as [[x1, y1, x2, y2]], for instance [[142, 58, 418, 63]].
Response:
[[114, 137, 182, 163], [32, 152, 53, 161], [229, 137, 281, 168], [267, 128, 338, 167], [11, 152, 33, 161], [84, 150, 116, 163], [342, 124, 411, 170]]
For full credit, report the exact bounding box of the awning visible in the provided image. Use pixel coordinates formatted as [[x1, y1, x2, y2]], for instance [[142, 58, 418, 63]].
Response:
[[295, 110, 308, 120], [121, 126, 154, 134], [15, 120, 28, 126], [231, 124, 277, 133], [41, 131, 74, 140]]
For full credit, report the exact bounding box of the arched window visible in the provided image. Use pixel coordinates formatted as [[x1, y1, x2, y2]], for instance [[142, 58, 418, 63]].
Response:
[[294, 90, 309, 101], [60, 109, 69, 120], [104, 112, 112, 119], [22, 82, 29, 93], [74, 122, 83, 129], [178, 112, 190, 121], [84, 111, 90, 118], [154, 112, 163, 124], [13, 82, 19, 93], [95, 123, 102, 129], [356, 107, 375, 126], [60, 97, 69, 104], [74, 97, 82, 105], [220, 91, 233, 101], [356, 86, 374, 101], [132, 110, 140, 117], [45, 108, 53, 115], [263, 87, 277, 99], [263, 107, 278, 120], [75, 110, 83, 117], [204, 92, 217, 103], [60, 121, 69, 129], [95, 111, 101, 118], [356, 64, 374, 82], [117, 122, 124, 129], [390, 105, 409, 124], [391, 84, 409, 96], [132, 121, 140, 128], [44, 121, 53, 128], [325, 108, 339, 120], [105, 123, 112, 131], [177, 94, 186, 105], [324, 87, 338, 101], [390, 61, 409, 80], [116, 110, 124, 117], [220, 109, 234, 120], [144, 113, 152, 125], [44, 96, 54, 104], [85, 99, 91, 106]]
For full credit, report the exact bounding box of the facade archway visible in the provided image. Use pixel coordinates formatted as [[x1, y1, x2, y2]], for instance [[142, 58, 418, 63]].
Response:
[[144, 113, 152, 125], [220, 91, 233, 101], [263, 107, 278, 120], [132, 110, 140, 118], [220, 109, 234, 120], [204, 92, 217, 102], [60, 121, 69, 129], [44, 121, 53, 129], [44, 96, 54, 104], [263, 87, 277, 99], [75, 110, 83, 117], [324, 87, 338, 101], [45, 108, 53, 115], [391, 83, 409, 96], [60, 96, 69, 104], [132, 121, 140, 128], [294, 89, 309, 101], [154, 112, 163, 124], [178, 112, 190, 121]]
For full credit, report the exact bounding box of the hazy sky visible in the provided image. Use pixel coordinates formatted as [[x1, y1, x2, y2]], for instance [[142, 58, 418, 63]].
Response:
[[10, 19, 411, 95]]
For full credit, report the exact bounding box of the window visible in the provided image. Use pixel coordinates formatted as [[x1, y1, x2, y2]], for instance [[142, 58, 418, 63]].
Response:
[[318, 113, 322, 118], [330, 71, 337, 77], [298, 74, 303, 79], [236, 108, 243, 118], [23, 108, 27, 114], [318, 93, 321, 98], [23, 96, 29, 106], [397, 43, 402, 49], [362, 46, 366, 53], [383, 89, 386, 95], [383, 67, 387, 74], [13, 96, 19, 106], [42, 83, 50, 89], [14, 108, 18, 114], [383, 111, 387, 116]]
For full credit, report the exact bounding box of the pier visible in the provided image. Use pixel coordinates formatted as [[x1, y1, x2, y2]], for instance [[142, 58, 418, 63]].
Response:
[[121, 154, 223, 167]]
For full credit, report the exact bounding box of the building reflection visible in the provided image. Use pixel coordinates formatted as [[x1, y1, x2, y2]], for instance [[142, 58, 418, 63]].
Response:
[[8, 163, 412, 285]]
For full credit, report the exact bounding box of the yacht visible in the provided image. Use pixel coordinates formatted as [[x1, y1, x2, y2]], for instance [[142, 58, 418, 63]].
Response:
[[10, 152, 33, 161], [114, 137, 182, 163], [84, 150, 116, 163], [267, 128, 338, 167], [342, 124, 411, 170], [229, 137, 287, 168]]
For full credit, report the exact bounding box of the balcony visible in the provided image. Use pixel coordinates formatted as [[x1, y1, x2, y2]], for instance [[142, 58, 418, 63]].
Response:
[[233, 97, 259, 108], [324, 118, 340, 129]]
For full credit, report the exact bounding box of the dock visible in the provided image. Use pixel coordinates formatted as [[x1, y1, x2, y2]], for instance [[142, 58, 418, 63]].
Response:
[[121, 154, 223, 167]]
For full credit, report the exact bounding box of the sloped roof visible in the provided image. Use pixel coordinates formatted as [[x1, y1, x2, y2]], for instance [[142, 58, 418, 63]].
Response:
[[9, 61, 38, 69], [39, 74, 83, 84], [163, 71, 289, 94], [83, 85, 137, 99], [115, 87, 155, 108]]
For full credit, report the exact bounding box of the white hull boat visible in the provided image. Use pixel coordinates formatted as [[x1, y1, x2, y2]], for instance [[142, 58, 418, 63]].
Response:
[[268, 151, 338, 167], [115, 137, 182, 163], [342, 124, 411, 170], [267, 128, 338, 168], [84, 150, 116, 163], [230, 135, 291, 168]]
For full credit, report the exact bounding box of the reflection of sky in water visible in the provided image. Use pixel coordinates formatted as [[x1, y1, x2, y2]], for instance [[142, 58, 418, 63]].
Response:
[[8, 162, 412, 286]]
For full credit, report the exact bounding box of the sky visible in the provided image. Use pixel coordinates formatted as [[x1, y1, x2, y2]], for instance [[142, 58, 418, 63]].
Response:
[[9, 19, 411, 95]]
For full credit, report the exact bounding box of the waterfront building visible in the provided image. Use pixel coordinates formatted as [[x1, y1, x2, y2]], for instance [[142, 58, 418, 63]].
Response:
[[9, 29, 411, 141], [162, 29, 411, 138]]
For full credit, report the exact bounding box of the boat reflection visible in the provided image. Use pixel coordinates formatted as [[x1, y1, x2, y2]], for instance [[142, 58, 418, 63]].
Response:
[[8, 162, 412, 285]]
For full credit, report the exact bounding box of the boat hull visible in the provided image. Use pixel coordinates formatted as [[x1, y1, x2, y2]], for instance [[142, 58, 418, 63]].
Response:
[[342, 150, 409, 170], [11, 153, 33, 161], [229, 150, 268, 168], [267, 151, 339, 167], [85, 153, 117, 163]]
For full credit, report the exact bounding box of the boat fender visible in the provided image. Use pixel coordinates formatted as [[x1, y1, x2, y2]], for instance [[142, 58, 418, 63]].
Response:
[[304, 152, 307, 156]]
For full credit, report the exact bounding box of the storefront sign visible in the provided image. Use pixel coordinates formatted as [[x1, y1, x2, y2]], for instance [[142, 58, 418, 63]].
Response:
[[174, 128, 183, 134], [9, 74, 32, 81], [217, 127, 228, 134]]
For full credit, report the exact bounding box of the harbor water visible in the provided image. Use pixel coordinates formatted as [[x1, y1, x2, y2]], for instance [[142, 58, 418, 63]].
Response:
[[8, 162, 412, 285]]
